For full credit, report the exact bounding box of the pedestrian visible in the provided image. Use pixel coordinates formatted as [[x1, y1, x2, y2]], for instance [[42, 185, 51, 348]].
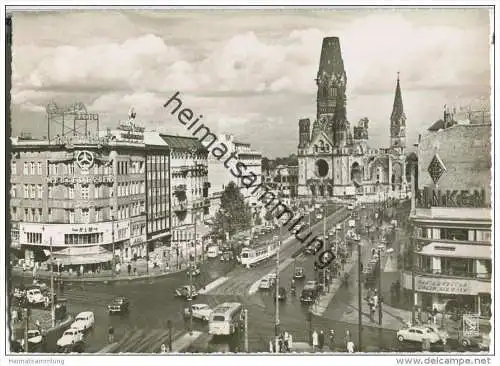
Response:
[[288, 332, 293, 351], [269, 338, 274, 353], [432, 307, 438, 325], [344, 330, 351, 348], [318, 330, 325, 351], [79, 264, 84, 277], [127, 263, 132, 276], [284, 331, 290, 352], [160, 343, 167, 353], [133, 267, 137, 276], [108, 325, 115, 343], [346, 340, 355, 353], [312, 330, 318, 352]]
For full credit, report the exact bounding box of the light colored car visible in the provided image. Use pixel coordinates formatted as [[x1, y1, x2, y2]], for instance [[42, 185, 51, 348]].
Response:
[[70, 311, 95, 331], [27, 330, 43, 345], [259, 278, 272, 290], [184, 304, 212, 321], [397, 326, 442, 344], [26, 288, 45, 305], [56, 328, 84, 348], [347, 203, 355, 210]]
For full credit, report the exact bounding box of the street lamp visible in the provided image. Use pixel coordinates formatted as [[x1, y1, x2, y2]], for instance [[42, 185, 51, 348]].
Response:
[[357, 234, 363, 352], [111, 215, 115, 278]]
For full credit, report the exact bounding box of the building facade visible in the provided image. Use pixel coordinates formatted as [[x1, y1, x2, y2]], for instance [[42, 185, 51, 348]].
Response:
[[297, 37, 408, 201], [404, 120, 492, 317], [208, 134, 262, 217], [143, 132, 171, 259], [161, 135, 210, 251], [10, 123, 147, 270], [261, 164, 298, 203]]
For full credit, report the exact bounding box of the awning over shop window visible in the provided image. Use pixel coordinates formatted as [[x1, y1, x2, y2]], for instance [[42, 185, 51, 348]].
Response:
[[51, 246, 113, 265], [418, 242, 491, 260]]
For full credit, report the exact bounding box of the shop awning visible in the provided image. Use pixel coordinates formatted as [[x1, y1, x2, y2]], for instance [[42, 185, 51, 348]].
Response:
[[51, 246, 113, 265], [418, 242, 491, 260]]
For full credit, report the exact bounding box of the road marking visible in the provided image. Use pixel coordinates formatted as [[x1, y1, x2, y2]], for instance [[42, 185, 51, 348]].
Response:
[[198, 276, 229, 294], [248, 258, 295, 295]]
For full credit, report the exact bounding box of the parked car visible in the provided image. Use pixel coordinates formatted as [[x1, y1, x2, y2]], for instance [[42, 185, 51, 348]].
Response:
[[184, 304, 212, 321], [26, 288, 45, 305], [259, 278, 272, 290], [188, 264, 201, 277], [274, 287, 287, 301], [70, 311, 95, 331], [175, 285, 198, 299], [27, 330, 43, 347], [396, 326, 442, 344], [293, 267, 305, 280], [300, 281, 319, 304], [107, 297, 130, 314], [56, 328, 84, 349]]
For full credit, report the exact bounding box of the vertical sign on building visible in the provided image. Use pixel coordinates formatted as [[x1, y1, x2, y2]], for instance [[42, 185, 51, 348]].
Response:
[[462, 314, 480, 337]]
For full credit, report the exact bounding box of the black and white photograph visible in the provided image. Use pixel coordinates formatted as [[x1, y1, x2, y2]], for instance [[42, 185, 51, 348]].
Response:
[[2, 2, 496, 362]]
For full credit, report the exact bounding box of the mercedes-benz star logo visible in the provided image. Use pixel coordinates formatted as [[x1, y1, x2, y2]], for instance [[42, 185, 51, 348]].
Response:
[[76, 150, 95, 170]]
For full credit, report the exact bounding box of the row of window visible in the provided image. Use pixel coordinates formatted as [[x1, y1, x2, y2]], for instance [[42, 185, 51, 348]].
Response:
[[47, 162, 112, 176], [148, 217, 169, 234], [118, 161, 144, 175], [116, 202, 145, 220], [118, 182, 145, 197], [417, 227, 492, 243], [131, 223, 146, 237], [26, 232, 43, 244], [14, 161, 43, 176], [65, 233, 104, 245]]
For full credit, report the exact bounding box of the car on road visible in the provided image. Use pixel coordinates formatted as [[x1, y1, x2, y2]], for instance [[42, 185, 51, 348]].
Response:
[[184, 304, 212, 321], [274, 287, 287, 301], [293, 267, 305, 280], [70, 311, 95, 331], [56, 328, 84, 349], [26, 288, 45, 306], [300, 281, 319, 304], [259, 277, 273, 290], [107, 297, 130, 314], [175, 285, 198, 299], [396, 326, 442, 344], [304, 241, 322, 255], [187, 264, 201, 277], [347, 203, 355, 210], [27, 330, 43, 347]]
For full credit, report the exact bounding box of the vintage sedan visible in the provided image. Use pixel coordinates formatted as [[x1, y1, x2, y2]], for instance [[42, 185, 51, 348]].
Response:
[[184, 304, 212, 321], [397, 326, 442, 344]]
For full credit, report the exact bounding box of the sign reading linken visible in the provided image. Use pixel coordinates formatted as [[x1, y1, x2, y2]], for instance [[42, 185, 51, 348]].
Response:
[[416, 188, 487, 208], [415, 277, 472, 295]]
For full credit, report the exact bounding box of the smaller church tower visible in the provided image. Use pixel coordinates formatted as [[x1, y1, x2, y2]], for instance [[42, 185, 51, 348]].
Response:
[[390, 73, 406, 150]]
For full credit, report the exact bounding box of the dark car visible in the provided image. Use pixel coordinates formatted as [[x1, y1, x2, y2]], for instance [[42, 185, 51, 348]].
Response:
[[59, 341, 85, 353], [293, 267, 305, 280], [274, 287, 287, 301], [300, 281, 319, 304], [174, 285, 198, 300], [108, 296, 130, 314]]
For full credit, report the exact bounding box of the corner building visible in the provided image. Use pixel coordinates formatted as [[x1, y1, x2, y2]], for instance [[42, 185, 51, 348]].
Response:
[[405, 120, 492, 317], [10, 125, 147, 270], [297, 37, 409, 201]]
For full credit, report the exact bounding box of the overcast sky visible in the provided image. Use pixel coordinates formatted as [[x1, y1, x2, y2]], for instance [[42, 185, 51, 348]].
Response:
[[10, 8, 492, 157]]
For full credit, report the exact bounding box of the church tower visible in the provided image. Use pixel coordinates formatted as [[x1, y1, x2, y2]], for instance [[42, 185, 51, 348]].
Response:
[[315, 37, 348, 146], [390, 73, 406, 149]]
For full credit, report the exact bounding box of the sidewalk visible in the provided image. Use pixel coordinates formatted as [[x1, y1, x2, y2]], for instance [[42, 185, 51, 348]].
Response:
[[310, 252, 358, 317], [12, 244, 206, 284]]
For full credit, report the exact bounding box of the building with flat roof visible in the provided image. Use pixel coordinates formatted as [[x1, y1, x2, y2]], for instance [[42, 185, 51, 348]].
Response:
[[10, 120, 147, 271], [404, 116, 492, 318]]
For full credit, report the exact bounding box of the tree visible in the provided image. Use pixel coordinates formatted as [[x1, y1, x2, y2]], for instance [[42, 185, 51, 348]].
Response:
[[212, 182, 252, 241]]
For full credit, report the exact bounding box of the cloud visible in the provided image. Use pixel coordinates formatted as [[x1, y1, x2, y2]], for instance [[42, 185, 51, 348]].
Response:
[[10, 9, 492, 157]]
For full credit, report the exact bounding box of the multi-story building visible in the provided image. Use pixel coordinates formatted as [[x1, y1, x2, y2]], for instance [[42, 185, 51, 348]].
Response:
[[208, 134, 262, 216], [10, 122, 147, 271], [161, 135, 210, 252], [144, 132, 171, 256], [297, 37, 408, 201], [261, 163, 299, 203], [404, 117, 492, 317]]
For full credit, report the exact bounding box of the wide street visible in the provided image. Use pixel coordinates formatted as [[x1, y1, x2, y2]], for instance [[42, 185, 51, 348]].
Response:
[[12, 204, 455, 353]]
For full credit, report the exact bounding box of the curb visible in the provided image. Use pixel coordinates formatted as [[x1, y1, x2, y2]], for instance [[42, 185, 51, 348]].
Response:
[[13, 266, 193, 285]]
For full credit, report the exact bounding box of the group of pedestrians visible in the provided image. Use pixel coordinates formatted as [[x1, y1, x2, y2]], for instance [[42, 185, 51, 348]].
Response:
[[269, 331, 294, 353], [311, 329, 356, 353]]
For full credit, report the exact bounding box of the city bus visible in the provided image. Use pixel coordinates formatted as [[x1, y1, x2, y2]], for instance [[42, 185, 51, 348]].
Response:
[[208, 302, 244, 336]]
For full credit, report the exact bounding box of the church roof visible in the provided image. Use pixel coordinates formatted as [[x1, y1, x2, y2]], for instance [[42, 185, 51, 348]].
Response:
[[391, 75, 405, 122], [317, 37, 345, 78]]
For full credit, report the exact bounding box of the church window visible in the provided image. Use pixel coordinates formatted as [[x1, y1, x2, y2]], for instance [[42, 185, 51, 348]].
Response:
[[319, 140, 325, 151], [326, 144, 330, 152], [314, 145, 318, 153]]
